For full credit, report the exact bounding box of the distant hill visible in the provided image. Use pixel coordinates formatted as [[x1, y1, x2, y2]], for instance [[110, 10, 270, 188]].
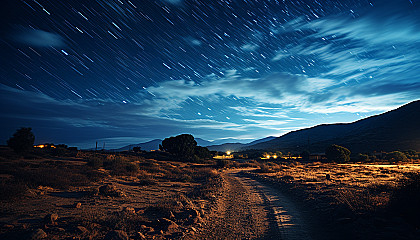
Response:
[[116, 139, 162, 151], [207, 136, 277, 152], [115, 137, 216, 151], [246, 100, 420, 153], [207, 143, 245, 152]]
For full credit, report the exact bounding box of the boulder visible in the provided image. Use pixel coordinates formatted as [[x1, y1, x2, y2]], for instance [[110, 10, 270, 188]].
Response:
[[98, 184, 124, 197]]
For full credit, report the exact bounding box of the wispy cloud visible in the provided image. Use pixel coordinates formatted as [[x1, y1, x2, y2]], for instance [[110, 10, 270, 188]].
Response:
[[11, 27, 66, 47]]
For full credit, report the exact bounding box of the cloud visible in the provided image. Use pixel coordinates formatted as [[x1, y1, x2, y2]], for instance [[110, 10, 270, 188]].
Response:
[[162, 0, 184, 5], [11, 28, 66, 47], [241, 43, 259, 51], [144, 71, 335, 108]]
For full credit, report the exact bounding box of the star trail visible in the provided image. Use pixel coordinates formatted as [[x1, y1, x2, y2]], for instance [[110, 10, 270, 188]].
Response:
[[1, 0, 419, 148]]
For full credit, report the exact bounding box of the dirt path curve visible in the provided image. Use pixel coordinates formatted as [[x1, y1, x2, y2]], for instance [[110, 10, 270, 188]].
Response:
[[189, 169, 314, 240]]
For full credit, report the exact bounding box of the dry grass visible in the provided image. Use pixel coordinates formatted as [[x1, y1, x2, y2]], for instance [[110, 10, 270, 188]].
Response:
[[254, 161, 420, 210]]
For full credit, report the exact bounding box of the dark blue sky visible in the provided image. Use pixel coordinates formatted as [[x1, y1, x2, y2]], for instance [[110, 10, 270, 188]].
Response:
[[1, 0, 419, 148]]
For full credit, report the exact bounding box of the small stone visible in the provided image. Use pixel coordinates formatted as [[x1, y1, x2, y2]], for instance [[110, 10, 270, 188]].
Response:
[[104, 230, 129, 240], [30, 228, 47, 240]]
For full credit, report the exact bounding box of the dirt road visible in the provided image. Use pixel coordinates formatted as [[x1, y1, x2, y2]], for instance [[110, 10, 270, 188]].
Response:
[[190, 169, 314, 240]]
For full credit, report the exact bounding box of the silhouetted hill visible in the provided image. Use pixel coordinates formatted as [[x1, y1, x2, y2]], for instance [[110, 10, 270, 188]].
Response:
[[115, 138, 215, 151], [207, 136, 277, 152], [116, 139, 162, 151], [207, 143, 245, 152], [246, 100, 420, 153]]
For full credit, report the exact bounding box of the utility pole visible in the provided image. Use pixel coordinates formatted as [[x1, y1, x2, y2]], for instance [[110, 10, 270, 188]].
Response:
[[95, 141, 98, 151]]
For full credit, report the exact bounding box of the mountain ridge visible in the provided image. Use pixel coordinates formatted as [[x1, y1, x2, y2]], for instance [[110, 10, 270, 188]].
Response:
[[245, 100, 420, 153]]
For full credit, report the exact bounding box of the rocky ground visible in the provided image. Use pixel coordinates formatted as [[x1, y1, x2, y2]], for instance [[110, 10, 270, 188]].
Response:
[[2, 149, 420, 240]]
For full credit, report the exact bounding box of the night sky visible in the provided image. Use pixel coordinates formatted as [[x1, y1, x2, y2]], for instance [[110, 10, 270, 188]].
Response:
[[1, 0, 419, 149]]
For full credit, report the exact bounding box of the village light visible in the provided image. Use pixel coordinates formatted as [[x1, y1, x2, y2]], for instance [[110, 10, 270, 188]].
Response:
[[226, 151, 231, 155], [273, 155, 278, 159]]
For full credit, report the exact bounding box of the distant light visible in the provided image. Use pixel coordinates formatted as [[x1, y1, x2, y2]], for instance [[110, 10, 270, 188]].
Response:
[[226, 151, 231, 155], [266, 155, 270, 159], [273, 155, 278, 159]]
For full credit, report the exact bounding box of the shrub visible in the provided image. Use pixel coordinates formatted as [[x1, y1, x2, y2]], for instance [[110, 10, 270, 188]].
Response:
[[357, 153, 370, 162], [216, 159, 230, 168], [103, 155, 139, 175], [385, 151, 407, 163], [87, 155, 104, 168], [325, 144, 351, 163]]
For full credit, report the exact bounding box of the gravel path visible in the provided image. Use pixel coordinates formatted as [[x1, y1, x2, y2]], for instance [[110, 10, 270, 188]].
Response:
[[189, 169, 314, 240]]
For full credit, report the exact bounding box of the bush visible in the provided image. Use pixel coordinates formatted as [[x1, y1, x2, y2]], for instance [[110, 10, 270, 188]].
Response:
[[87, 155, 104, 168], [385, 151, 407, 163], [216, 159, 230, 168], [357, 153, 370, 162], [103, 155, 139, 175], [7, 127, 35, 154], [325, 144, 351, 163]]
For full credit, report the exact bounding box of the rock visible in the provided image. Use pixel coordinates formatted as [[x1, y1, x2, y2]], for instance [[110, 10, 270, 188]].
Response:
[[44, 213, 59, 225], [99, 184, 117, 194], [136, 232, 147, 239], [140, 225, 154, 233], [104, 230, 129, 240], [123, 206, 136, 214], [74, 202, 82, 208], [30, 228, 47, 240], [76, 226, 89, 234]]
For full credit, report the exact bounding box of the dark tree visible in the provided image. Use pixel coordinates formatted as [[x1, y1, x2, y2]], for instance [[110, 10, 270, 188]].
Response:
[[132, 147, 141, 152], [7, 127, 35, 154], [325, 144, 351, 163], [194, 146, 212, 159], [161, 134, 197, 160]]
